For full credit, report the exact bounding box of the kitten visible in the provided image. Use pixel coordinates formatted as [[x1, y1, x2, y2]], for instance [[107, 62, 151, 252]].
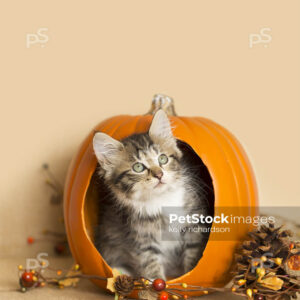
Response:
[[92, 110, 209, 280]]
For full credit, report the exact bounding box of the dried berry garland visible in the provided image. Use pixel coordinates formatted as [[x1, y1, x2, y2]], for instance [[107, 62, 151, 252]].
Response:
[[18, 223, 300, 299], [25, 164, 69, 255]]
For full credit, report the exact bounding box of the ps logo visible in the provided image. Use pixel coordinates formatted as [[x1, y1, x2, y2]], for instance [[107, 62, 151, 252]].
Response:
[[249, 28, 272, 49], [26, 28, 49, 49], [25, 252, 49, 271]]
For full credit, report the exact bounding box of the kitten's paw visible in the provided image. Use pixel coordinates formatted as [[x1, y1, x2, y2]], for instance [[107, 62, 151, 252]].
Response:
[[148, 277, 166, 282], [183, 261, 197, 274], [146, 272, 166, 281], [111, 266, 132, 276]]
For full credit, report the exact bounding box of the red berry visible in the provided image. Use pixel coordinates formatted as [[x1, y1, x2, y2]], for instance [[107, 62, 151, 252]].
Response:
[[255, 295, 264, 300], [152, 278, 166, 291], [27, 237, 34, 244], [21, 272, 34, 287], [160, 291, 168, 300]]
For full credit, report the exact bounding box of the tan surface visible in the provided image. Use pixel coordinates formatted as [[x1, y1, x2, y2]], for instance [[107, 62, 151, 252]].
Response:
[[0, 257, 243, 300]]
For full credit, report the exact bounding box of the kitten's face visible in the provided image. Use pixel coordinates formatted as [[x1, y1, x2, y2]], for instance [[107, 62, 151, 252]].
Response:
[[93, 110, 183, 207]]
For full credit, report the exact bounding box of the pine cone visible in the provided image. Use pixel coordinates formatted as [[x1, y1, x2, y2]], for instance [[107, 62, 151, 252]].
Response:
[[232, 223, 300, 300], [114, 275, 134, 296], [234, 223, 291, 274]]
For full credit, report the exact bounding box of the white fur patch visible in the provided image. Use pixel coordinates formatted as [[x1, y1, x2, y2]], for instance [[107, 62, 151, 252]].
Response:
[[131, 186, 185, 217]]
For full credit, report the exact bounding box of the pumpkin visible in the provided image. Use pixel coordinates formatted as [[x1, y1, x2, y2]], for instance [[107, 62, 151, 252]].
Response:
[[64, 94, 258, 297]]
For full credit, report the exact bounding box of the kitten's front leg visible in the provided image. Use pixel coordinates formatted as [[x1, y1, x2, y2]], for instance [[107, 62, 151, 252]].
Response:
[[137, 249, 165, 280], [183, 245, 201, 273], [182, 230, 204, 273]]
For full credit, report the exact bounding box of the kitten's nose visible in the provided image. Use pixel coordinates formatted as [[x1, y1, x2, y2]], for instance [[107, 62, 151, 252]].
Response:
[[151, 167, 163, 180]]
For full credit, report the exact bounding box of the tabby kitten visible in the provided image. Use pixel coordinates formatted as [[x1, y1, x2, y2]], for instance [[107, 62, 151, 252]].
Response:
[[93, 110, 209, 279]]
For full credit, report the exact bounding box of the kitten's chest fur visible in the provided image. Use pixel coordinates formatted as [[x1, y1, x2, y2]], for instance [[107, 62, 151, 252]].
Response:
[[132, 186, 186, 216], [135, 188, 189, 253], [135, 186, 187, 245], [96, 183, 203, 278]]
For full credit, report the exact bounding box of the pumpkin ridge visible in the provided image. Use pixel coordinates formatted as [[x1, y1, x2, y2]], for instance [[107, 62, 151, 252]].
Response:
[[194, 118, 244, 205], [185, 117, 245, 270], [99, 115, 132, 138], [195, 118, 253, 244], [94, 115, 125, 134], [170, 116, 196, 142], [112, 116, 144, 140], [201, 118, 258, 213], [213, 120, 257, 209], [67, 116, 130, 280], [135, 115, 151, 132], [182, 117, 238, 194], [171, 117, 239, 284]]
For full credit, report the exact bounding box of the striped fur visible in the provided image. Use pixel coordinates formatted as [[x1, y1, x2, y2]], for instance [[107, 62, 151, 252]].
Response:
[[93, 110, 209, 279]]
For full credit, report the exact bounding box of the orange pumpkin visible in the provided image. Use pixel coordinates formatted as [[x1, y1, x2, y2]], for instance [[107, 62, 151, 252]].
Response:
[[64, 95, 258, 297]]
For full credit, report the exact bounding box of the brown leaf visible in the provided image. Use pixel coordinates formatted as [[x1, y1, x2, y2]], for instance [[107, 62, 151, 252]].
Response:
[[257, 232, 268, 240], [241, 249, 252, 256], [289, 278, 300, 285], [246, 273, 257, 281], [58, 270, 81, 287], [258, 273, 284, 291], [259, 245, 271, 252], [279, 230, 292, 237], [236, 263, 248, 270], [290, 249, 300, 255]]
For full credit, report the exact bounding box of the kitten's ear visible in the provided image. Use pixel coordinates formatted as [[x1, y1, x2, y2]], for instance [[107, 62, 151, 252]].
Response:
[[93, 132, 124, 169], [149, 110, 173, 141]]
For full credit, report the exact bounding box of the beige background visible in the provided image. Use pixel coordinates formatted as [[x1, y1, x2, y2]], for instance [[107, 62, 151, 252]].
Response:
[[0, 0, 299, 298]]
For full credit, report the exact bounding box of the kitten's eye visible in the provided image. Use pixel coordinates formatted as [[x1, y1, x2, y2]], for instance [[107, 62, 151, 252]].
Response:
[[132, 162, 145, 173], [158, 154, 168, 165]]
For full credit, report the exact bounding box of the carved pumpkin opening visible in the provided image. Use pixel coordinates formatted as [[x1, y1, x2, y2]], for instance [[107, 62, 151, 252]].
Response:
[[83, 139, 215, 279]]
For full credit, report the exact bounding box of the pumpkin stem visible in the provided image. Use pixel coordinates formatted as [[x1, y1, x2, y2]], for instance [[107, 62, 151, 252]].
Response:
[[147, 94, 177, 116]]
